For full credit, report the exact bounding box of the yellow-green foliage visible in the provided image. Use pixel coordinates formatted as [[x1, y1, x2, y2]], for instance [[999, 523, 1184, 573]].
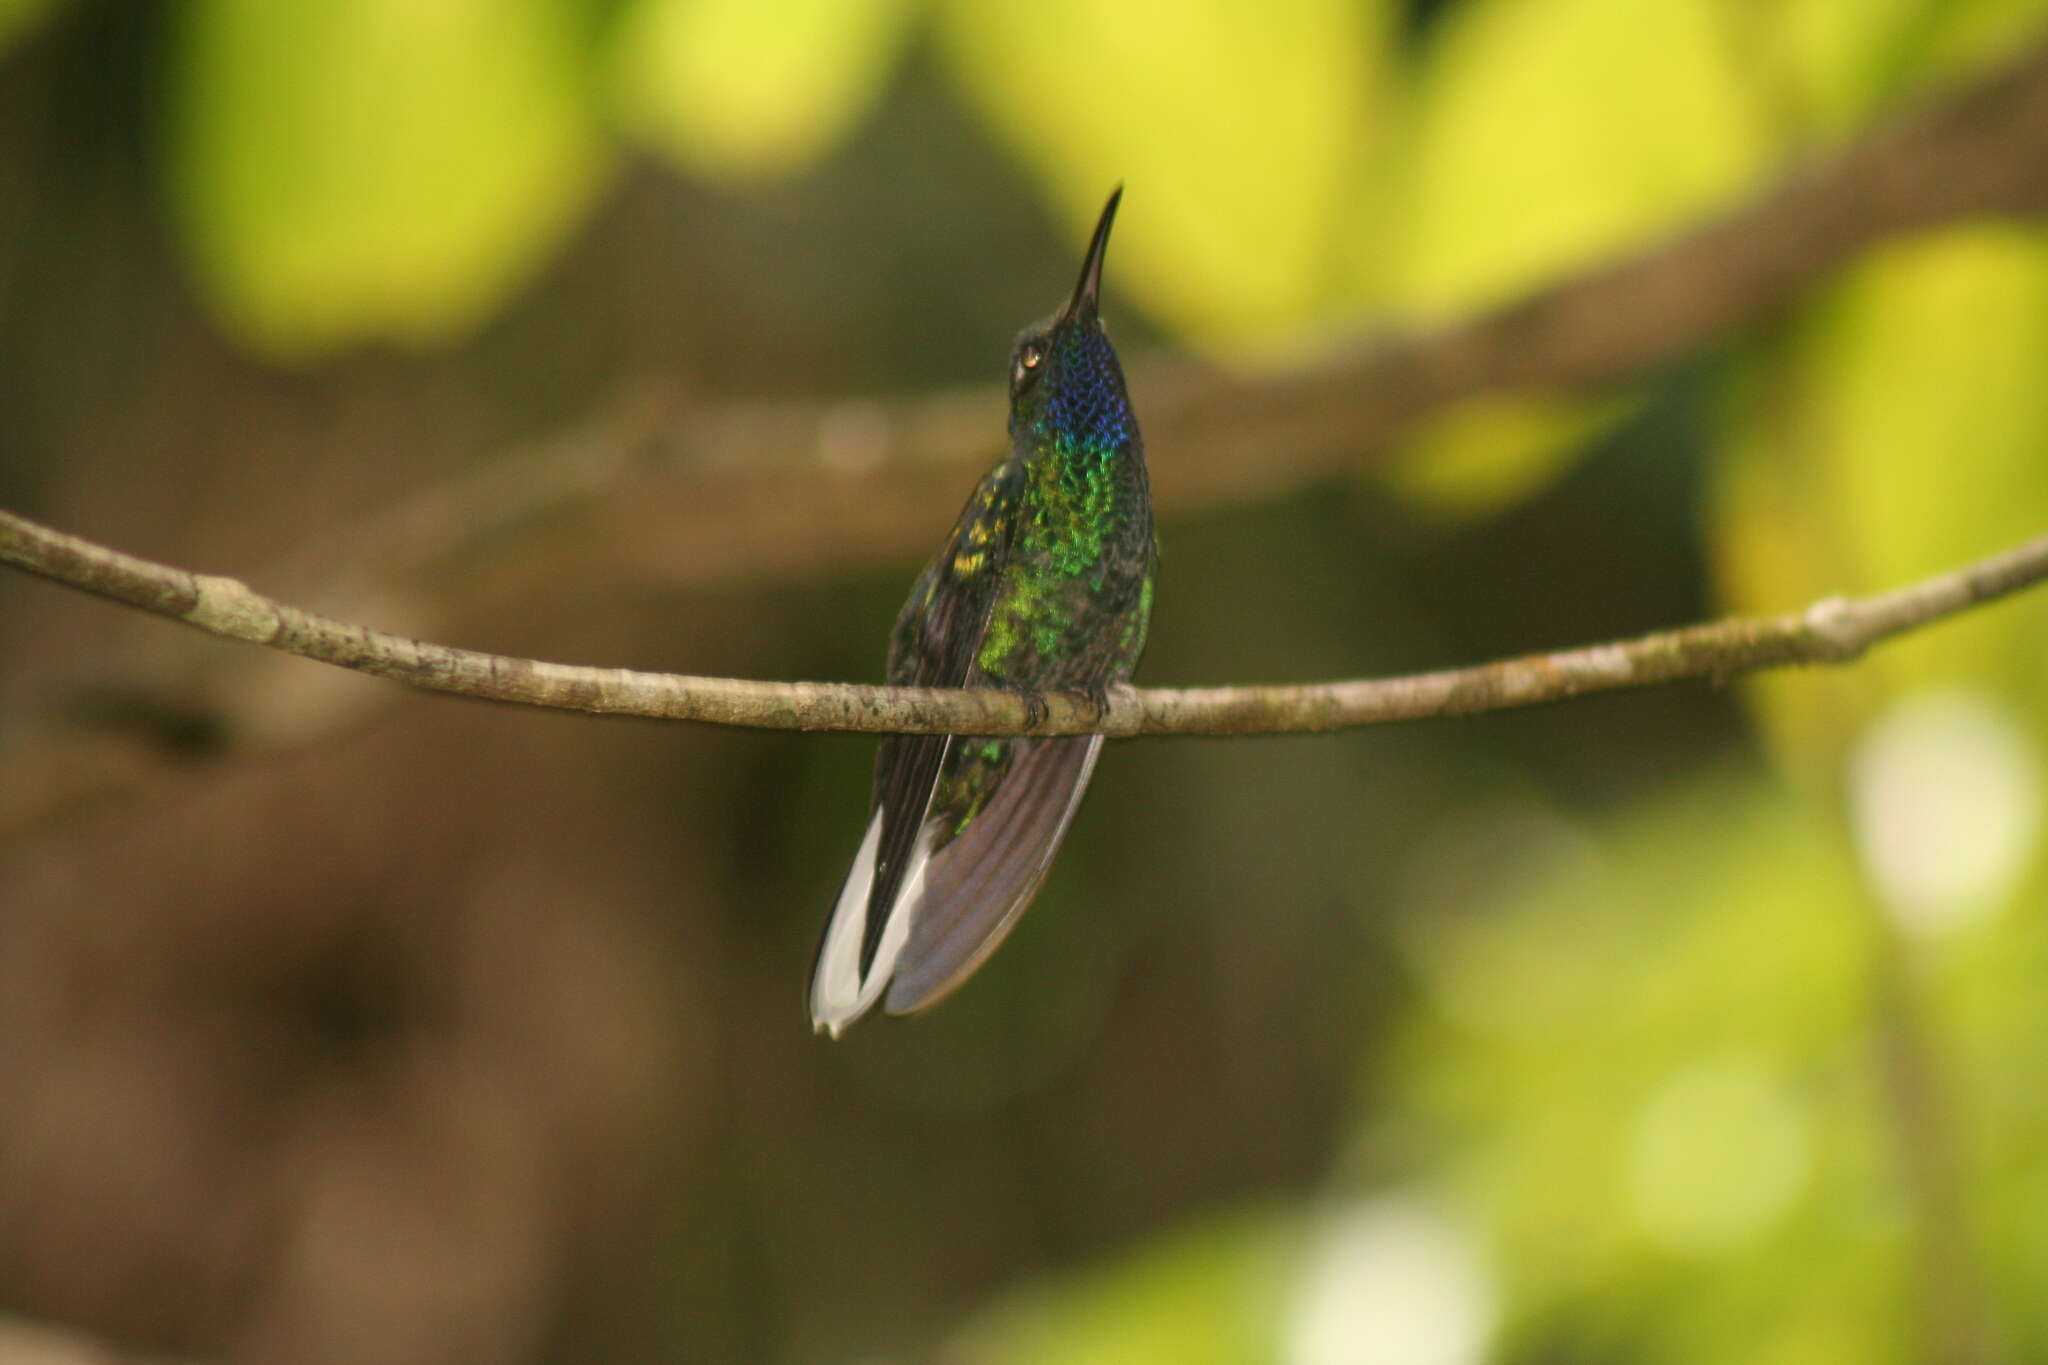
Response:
[[167, 0, 609, 358]]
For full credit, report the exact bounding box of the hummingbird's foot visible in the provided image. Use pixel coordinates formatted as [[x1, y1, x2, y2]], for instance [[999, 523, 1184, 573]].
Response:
[[1018, 689, 1051, 733], [1079, 683, 1115, 724]]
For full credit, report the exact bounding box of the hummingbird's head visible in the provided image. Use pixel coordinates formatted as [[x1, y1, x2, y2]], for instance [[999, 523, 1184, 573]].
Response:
[[1007, 186, 1136, 458]]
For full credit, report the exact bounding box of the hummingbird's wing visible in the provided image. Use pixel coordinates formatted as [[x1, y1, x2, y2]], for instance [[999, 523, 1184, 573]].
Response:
[[810, 462, 1023, 1036], [882, 731, 1103, 1015]]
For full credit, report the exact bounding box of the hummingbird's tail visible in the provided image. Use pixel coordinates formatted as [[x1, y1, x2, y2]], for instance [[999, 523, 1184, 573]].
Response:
[[808, 733, 1103, 1035], [883, 734, 1101, 1014], [810, 806, 933, 1039]]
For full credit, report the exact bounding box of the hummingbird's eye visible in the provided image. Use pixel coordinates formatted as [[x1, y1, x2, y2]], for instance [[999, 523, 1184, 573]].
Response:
[[1011, 341, 1044, 392]]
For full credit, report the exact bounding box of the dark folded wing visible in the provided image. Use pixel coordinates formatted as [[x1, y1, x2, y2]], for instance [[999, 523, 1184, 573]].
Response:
[[811, 462, 1025, 1033], [857, 461, 1023, 972], [882, 733, 1104, 1015]]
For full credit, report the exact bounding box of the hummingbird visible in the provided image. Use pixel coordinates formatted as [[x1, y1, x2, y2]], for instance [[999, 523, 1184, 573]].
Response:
[[810, 187, 1155, 1037]]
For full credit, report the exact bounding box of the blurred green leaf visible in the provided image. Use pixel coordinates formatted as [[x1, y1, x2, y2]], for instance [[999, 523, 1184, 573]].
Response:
[[1382, 777, 1907, 1362], [0, 0, 68, 53], [1766, 0, 1938, 133], [1914, 0, 2048, 83], [1711, 226, 2048, 770], [168, 0, 610, 358], [607, 0, 916, 183], [1379, 392, 1636, 519], [1386, 0, 1765, 318], [1947, 836, 2048, 1351], [1803, 229, 2048, 601], [1378, 743, 2048, 1361], [936, 0, 1389, 351], [1768, 0, 2048, 141], [951, 1206, 1288, 1365], [1372, 0, 1766, 518]]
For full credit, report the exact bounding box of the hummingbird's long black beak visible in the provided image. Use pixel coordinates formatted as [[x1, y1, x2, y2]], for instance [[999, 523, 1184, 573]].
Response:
[[1059, 185, 1122, 323]]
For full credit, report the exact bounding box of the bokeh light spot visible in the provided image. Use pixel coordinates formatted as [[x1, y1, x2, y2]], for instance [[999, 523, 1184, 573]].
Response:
[[1848, 689, 2040, 937], [1283, 1195, 1496, 1365], [1627, 1056, 1812, 1257]]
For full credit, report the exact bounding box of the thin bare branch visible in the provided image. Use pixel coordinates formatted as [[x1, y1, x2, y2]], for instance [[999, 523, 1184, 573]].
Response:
[[7, 506, 2047, 738]]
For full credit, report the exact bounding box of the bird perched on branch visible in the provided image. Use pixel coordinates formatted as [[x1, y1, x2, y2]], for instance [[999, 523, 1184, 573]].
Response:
[[811, 187, 1155, 1037]]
